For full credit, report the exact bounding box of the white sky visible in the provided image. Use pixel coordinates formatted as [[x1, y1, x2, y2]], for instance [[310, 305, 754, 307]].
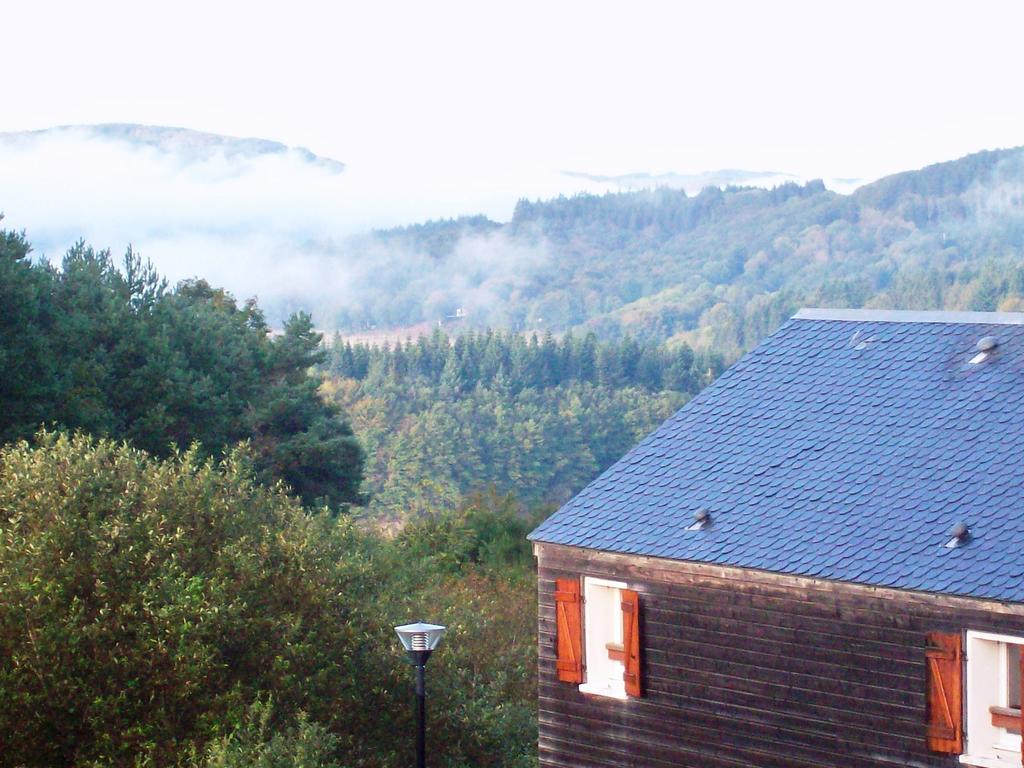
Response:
[[4, 0, 1023, 196]]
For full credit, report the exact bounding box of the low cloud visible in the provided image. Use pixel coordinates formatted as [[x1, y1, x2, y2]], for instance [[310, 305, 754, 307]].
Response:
[[0, 124, 860, 330], [0, 126, 562, 328]]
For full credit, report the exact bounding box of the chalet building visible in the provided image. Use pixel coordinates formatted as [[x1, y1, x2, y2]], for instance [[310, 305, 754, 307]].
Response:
[[529, 308, 1024, 768]]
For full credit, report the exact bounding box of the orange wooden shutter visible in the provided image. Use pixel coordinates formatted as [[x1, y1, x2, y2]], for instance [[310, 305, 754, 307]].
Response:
[[925, 632, 963, 754], [554, 578, 583, 683], [621, 589, 642, 697]]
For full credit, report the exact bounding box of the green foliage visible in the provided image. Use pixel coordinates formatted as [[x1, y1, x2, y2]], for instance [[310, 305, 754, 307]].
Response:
[[325, 330, 703, 519], [249, 313, 364, 507], [0, 234, 363, 510], [0, 432, 537, 768], [396, 490, 545, 574], [375, 501, 539, 768], [372, 215, 501, 260], [331, 328, 711, 394], [459, 490, 545, 571], [0, 223, 60, 445], [0, 432, 370, 765], [190, 699, 339, 768]]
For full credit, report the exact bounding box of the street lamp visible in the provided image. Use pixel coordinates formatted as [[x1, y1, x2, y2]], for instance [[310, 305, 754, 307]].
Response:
[[395, 621, 447, 768]]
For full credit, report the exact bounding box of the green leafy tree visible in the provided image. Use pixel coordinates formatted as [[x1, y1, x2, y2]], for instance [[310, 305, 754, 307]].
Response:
[[0, 432, 375, 767], [0, 431, 540, 768], [190, 699, 340, 768]]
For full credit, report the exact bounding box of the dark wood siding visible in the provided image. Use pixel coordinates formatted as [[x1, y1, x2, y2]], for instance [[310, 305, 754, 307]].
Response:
[[535, 543, 1024, 768]]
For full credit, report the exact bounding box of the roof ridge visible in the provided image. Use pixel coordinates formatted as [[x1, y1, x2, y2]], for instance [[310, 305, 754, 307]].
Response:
[[794, 307, 1024, 325]]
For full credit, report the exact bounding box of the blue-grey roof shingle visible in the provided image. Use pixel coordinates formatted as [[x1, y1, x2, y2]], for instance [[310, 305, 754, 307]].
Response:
[[529, 309, 1024, 603]]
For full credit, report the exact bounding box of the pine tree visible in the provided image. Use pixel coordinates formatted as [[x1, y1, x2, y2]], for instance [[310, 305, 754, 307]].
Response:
[[539, 330, 559, 386], [248, 313, 364, 510], [0, 227, 59, 443], [439, 353, 465, 400], [577, 332, 598, 383]]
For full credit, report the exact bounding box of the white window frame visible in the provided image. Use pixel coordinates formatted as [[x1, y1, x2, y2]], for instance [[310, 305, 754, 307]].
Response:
[[578, 576, 628, 700], [960, 630, 1024, 768]]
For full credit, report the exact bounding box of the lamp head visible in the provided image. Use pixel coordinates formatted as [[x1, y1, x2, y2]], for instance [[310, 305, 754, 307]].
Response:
[[395, 621, 447, 666]]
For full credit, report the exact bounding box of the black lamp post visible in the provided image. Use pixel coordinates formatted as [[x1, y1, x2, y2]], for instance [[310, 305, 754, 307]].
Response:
[[394, 621, 447, 768]]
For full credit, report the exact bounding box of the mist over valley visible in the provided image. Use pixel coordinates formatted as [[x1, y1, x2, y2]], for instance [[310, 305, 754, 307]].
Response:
[[0, 123, 905, 335]]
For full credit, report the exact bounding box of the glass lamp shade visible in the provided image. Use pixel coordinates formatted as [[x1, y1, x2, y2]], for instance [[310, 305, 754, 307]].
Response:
[[395, 621, 447, 653]]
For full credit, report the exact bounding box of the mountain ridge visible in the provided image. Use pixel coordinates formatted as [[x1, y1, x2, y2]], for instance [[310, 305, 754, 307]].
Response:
[[340, 144, 1024, 350], [0, 123, 346, 173], [3, 126, 1022, 344]]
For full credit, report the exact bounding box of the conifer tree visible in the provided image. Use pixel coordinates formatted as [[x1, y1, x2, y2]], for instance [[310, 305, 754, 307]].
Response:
[[0, 226, 58, 443], [249, 312, 364, 509]]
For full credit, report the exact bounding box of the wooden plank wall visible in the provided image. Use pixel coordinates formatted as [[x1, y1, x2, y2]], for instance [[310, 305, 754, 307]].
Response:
[[535, 543, 1024, 768]]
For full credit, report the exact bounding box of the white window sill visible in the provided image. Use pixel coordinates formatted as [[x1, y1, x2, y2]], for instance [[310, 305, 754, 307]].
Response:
[[578, 682, 627, 700], [960, 751, 1022, 768]]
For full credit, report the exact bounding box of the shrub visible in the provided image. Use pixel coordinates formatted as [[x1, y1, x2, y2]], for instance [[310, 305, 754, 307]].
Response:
[[189, 699, 339, 768], [0, 432, 375, 766], [0, 432, 539, 767]]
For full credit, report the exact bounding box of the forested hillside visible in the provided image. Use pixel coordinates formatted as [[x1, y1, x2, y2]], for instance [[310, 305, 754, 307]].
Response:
[[323, 330, 723, 520], [329, 147, 1024, 356], [310, 147, 1024, 525]]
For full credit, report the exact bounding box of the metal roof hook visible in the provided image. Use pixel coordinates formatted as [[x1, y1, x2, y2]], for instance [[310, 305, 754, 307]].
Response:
[[687, 507, 712, 531], [945, 521, 970, 548]]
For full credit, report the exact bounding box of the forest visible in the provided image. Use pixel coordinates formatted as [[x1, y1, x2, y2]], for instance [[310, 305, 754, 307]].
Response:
[[3, 144, 1024, 767], [326, 146, 1024, 360], [324, 329, 721, 520]]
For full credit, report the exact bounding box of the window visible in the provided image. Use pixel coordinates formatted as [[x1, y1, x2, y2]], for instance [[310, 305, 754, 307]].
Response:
[[961, 631, 1024, 768], [580, 577, 628, 699], [553, 575, 642, 699]]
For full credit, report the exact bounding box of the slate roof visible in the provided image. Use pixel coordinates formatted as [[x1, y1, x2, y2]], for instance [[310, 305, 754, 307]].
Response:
[[529, 309, 1024, 603]]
